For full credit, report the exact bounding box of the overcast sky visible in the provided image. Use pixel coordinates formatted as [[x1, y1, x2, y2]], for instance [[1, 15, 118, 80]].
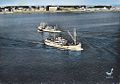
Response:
[[0, 0, 120, 6]]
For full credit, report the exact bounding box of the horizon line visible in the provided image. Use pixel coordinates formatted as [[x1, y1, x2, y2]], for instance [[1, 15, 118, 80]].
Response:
[[0, 4, 119, 7]]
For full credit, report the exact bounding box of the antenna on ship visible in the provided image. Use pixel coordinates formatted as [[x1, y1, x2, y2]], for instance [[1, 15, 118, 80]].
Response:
[[68, 28, 77, 45]]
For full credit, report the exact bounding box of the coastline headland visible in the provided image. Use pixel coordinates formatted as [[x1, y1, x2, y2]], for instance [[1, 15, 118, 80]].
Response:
[[0, 5, 120, 14]]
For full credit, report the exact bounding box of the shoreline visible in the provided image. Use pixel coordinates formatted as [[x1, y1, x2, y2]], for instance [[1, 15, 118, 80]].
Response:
[[0, 10, 120, 14]]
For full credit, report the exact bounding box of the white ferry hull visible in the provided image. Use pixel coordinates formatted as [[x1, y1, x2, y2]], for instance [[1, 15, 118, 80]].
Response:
[[44, 39, 83, 51]]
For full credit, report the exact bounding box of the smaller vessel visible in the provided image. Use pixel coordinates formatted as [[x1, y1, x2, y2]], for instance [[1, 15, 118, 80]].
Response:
[[44, 28, 83, 51], [37, 22, 61, 33]]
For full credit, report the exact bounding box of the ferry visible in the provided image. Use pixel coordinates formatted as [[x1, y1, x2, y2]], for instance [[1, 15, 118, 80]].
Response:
[[44, 29, 83, 51], [37, 22, 61, 33]]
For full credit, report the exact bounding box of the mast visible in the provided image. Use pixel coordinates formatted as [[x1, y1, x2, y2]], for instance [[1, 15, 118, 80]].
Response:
[[74, 28, 77, 45], [67, 28, 77, 45], [53, 26, 56, 40]]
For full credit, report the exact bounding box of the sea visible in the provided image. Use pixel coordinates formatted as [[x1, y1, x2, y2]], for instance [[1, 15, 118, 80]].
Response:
[[0, 12, 120, 84]]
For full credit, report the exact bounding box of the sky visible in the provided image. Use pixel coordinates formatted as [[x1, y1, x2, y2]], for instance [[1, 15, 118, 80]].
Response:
[[0, 0, 120, 6]]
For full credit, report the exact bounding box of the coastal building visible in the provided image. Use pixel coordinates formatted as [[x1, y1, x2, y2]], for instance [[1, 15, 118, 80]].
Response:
[[0, 7, 1, 11], [46, 6, 58, 11], [0, 7, 4, 12], [58, 5, 86, 11], [38, 6, 46, 11], [49, 6, 58, 11], [86, 5, 112, 11], [39, 7, 45, 11], [92, 5, 112, 10], [111, 6, 120, 11], [59, 5, 79, 10]]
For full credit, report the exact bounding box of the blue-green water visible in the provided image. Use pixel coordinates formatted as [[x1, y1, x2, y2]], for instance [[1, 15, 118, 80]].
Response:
[[0, 12, 120, 84]]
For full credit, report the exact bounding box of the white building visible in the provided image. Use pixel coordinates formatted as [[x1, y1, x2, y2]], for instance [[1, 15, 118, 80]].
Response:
[[49, 6, 58, 11]]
